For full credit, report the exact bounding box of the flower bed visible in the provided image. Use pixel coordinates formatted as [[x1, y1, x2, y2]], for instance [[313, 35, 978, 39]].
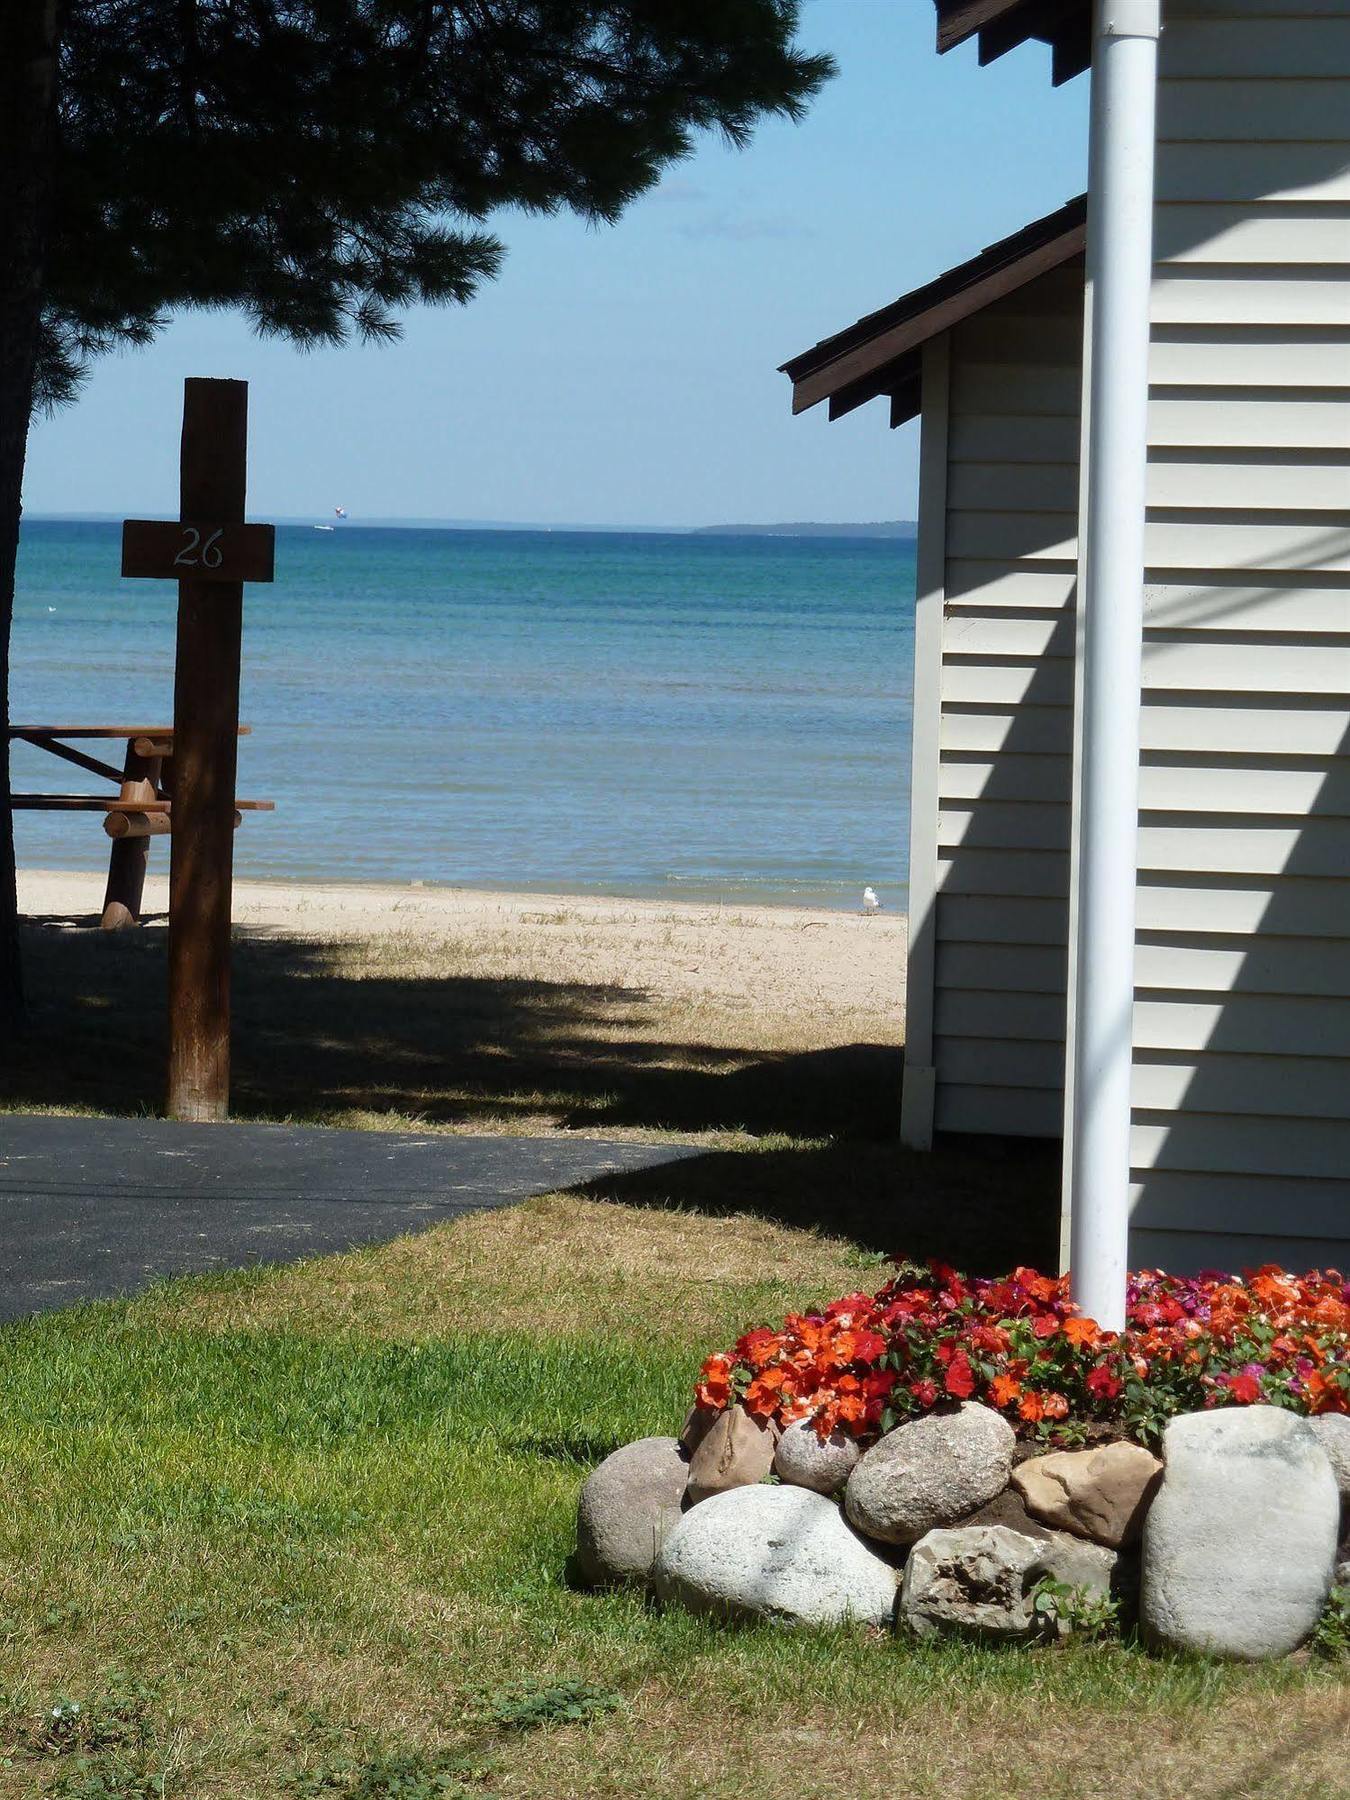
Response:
[[694, 1261, 1350, 1446]]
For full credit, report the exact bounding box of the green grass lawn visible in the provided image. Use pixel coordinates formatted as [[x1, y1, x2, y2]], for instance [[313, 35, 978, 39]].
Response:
[[1, 1197, 1346, 1800]]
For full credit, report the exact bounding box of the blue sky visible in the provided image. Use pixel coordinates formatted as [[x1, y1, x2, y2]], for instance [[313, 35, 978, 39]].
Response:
[[24, 1, 1087, 528]]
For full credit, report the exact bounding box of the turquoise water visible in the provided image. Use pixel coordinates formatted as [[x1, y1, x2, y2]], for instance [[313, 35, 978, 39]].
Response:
[[11, 521, 915, 910]]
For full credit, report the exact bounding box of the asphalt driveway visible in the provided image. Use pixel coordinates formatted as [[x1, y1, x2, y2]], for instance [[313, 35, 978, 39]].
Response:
[[0, 1113, 696, 1321]]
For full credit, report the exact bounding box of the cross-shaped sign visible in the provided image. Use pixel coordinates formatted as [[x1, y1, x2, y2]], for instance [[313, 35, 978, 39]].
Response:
[[120, 378, 276, 1122]]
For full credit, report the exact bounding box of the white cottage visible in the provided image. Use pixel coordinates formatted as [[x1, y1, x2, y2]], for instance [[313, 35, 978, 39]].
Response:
[[783, 0, 1350, 1288]]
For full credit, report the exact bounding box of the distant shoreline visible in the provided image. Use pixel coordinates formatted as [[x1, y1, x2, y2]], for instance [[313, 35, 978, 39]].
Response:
[[25, 512, 917, 541]]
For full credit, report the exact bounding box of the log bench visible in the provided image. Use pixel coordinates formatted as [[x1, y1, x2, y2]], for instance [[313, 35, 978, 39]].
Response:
[[7, 725, 273, 930]]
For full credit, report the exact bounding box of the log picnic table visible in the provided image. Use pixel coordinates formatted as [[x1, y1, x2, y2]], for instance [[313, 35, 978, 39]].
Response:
[[7, 723, 272, 930]]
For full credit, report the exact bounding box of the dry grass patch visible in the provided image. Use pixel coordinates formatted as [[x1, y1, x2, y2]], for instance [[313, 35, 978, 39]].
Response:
[[149, 1192, 880, 1343]]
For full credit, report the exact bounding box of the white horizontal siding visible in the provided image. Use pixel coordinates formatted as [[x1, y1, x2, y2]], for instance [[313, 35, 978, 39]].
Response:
[[935, 850, 1070, 899], [1155, 204, 1350, 266], [1150, 273, 1350, 325], [936, 1085, 1063, 1137], [941, 753, 1350, 818], [926, 18, 1350, 1264], [1155, 143, 1350, 206], [944, 697, 1350, 757], [1138, 698, 1350, 755], [948, 414, 1083, 463], [1134, 934, 1350, 994], [1133, 1051, 1350, 1120], [1156, 80, 1350, 142], [1144, 457, 1350, 511], [1134, 1112, 1350, 1181], [1129, 1171, 1348, 1243], [1149, 332, 1350, 388], [1129, 1225, 1348, 1269], [1134, 992, 1350, 1057], [1136, 873, 1350, 937], [937, 896, 1069, 945], [1160, 17, 1350, 76], [1148, 392, 1350, 448]]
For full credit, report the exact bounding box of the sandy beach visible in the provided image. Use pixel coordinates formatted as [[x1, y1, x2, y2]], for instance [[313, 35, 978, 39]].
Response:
[[17, 868, 906, 1038]]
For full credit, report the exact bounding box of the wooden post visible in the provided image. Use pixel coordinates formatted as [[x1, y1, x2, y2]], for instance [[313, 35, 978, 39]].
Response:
[[167, 379, 248, 1121], [101, 739, 163, 928], [120, 381, 274, 1122]]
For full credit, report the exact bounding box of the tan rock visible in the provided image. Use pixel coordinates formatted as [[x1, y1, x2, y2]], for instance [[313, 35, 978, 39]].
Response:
[[686, 1403, 776, 1504], [680, 1406, 719, 1456], [1012, 1441, 1162, 1549]]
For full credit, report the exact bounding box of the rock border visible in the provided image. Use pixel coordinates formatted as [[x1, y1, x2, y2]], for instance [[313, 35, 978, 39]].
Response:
[[573, 1401, 1347, 1658]]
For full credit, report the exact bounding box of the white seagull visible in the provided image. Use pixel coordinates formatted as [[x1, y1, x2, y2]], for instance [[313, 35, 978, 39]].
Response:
[[862, 886, 882, 916]]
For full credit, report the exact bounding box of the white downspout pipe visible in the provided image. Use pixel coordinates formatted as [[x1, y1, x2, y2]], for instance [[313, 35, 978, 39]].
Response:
[[1066, 0, 1161, 1332]]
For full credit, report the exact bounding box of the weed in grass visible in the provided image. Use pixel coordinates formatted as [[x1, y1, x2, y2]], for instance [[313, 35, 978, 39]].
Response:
[[32, 1684, 152, 1758], [1028, 1577, 1122, 1643], [288, 1748, 501, 1798], [48, 1753, 169, 1798], [1312, 1586, 1350, 1659], [478, 1679, 622, 1731]]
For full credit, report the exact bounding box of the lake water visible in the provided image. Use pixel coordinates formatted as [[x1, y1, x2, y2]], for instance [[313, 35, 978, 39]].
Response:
[[11, 520, 915, 911]]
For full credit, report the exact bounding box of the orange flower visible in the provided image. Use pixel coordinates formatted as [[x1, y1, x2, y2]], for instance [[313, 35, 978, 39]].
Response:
[[735, 1327, 782, 1371], [694, 1353, 733, 1412], [1062, 1316, 1100, 1348], [990, 1373, 1023, 1408], [1041, 1392, 1070, 1420], [743, 1367, 786, 1417], [1018, 1393, 1045, 1423]]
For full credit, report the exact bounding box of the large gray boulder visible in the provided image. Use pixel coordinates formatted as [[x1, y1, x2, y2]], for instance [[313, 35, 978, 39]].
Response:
[[773, 1418, 861, 1496], [1141, 1407, 1339, 1659], [1308, 1414, 1350, 1505], [685, 1404, 776, 1505], [652, 1484, 899, 1627], [899, 1525, 1117, 1640], [574, 1436, 690, 1588], [1012, 1441, 1162, 1548], [845, 1403, 1015, 1546]]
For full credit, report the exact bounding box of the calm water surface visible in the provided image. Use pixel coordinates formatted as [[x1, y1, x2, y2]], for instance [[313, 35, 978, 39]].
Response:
[[12, 521, 915, 910]]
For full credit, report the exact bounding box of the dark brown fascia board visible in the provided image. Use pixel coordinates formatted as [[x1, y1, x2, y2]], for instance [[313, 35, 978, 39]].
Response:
[[937, 0, 1089, 80], [936, 0, 1028, 53], [782, 198, 1086, 418]]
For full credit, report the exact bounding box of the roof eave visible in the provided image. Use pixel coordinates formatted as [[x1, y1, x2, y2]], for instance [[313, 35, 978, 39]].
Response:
[[781, 197, 1086, 427], [935, 0, 1091, 84]]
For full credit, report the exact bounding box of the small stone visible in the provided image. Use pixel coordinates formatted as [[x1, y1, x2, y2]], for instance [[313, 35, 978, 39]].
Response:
[[574, 1437, 690, 1588], [773, 1419, 861, 1495], [899, 1525, 1116, 1640], [1012, 1441, 1162, 1548], [652, 1483, 900, 1627], [844, 1402, 1015, 1546], [1308, 1414, 1350, 1505], [1141, 1407, 1339, 1660], [686, 1403, 776, 1504]]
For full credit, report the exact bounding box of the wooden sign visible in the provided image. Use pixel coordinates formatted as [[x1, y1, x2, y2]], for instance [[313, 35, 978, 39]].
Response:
[[121, 377, 275, 1122], [121, 519, 275, 584]]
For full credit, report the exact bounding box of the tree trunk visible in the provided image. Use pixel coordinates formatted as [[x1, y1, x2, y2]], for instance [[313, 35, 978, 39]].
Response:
[[0, 0, 62, 1038]]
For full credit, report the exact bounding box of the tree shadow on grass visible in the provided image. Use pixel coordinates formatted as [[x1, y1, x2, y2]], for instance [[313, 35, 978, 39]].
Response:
[[569, 1139, 1059, 1271], [4, 918, 1059, 1267]]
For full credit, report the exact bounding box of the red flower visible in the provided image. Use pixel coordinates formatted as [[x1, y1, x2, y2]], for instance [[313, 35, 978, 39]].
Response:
[[910, 1378, 939, 1407], [943, 1351, 976, 1400], [1086, 1365, 1122, 1401]]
